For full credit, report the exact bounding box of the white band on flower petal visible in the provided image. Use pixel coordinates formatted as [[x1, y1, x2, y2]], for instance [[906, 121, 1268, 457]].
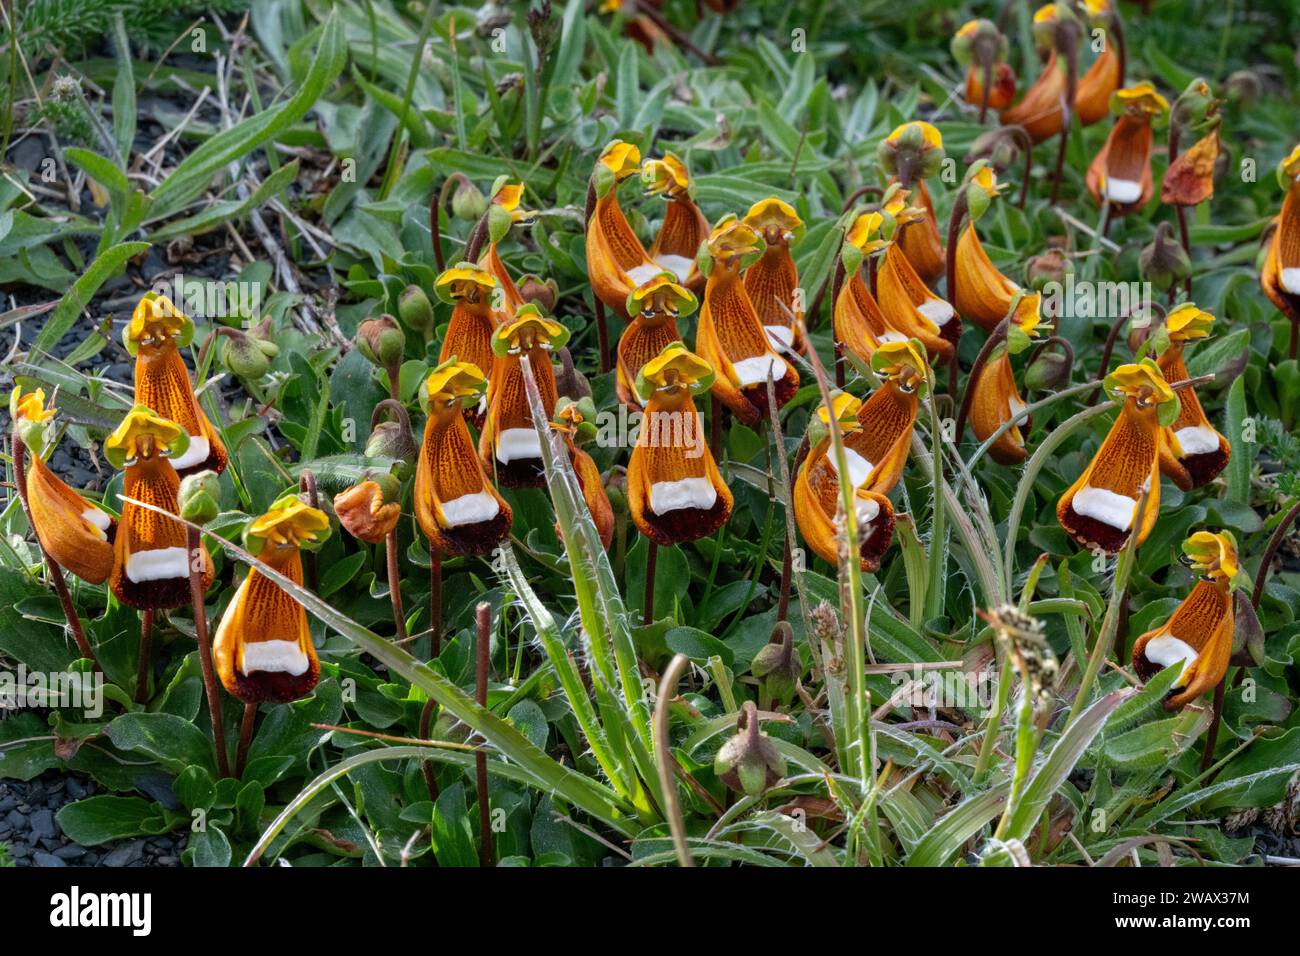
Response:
[[1142, 635, 1197, 687], [1281, 267, 1300, 295], [764, 325, 794, 353], [655, 254, 694, 283], [125, 547, 190, 583], [649, 477, 717, 515], [827, 448, 875, 489], [916, 299, 954, 327], [626, 264, 663, 287], [1104, 178, 1142, 204], [732, 354, 783, 387], [241, 640, 310, 677], [1072, 485, 1138, 531], [440, 492, 500, 528], [1174, 425, 1220, 456], [170, 435, 209, 470], [496, 428, 542, 464]]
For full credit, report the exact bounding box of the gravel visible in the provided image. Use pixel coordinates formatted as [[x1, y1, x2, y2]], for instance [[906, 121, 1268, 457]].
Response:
[[0, 773, 187, 869]]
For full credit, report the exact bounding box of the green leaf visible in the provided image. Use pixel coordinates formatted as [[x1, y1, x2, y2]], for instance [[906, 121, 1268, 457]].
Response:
[[111, 14, 136, 164], [1224, 375, 1250, 505], [188, 826, 233, 867], [105, 712, 218, 776], [33, 241, 150, 355], [906, 784, 1011, 867], [55, 796, 181, 846], [665, 625, 734, 667]]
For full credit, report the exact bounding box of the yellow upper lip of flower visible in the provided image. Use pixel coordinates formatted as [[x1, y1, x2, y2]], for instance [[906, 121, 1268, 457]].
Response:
[[629, 273, 695, 314], [1114, 82, 1169, 116], [495, 313, 567, 352], [246, 497, 330, 548], [599, 141, 642, 179], [642, 154, 690, 196], [640, 343, 712, 390], [436, 265, 497, 297], [106, 406, 185, 461], [706, 219, 763, 258], [846, 195, 918, 253], [1281, 143, 1300, 180], [1033, 4, 1059, 23], [127, 294, 188, 346], [12, 387, 56, 424], [1183, 530, 1238, 580], [887, 121, 942, 150], [872, 339, 929, 390], [1084, 0, 1111, 16], [956, 19, 982, 38], [426, 360, 487, 402], [971, 165, 1005, 196], [1014, 293, 1045, 336], [1106, 361, 1176, 406], [492, 182, 535, 222], [1165, 303, 1215, 341], [743, 197, 802, 236], [816, 392, 862, 430]]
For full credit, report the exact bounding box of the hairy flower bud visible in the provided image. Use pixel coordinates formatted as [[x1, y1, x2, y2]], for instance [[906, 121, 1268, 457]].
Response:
[[398, 285, 435, 339], [451, 178, 488, 221], [1139, 222, 1191, 292], [750, 621, 802, 710], [713, 701, 786, 797], [178, 470, 221, 525], [357, 315, 406, 368]]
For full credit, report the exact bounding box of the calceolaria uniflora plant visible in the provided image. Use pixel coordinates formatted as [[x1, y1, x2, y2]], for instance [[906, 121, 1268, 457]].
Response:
[[1, 0, 1298, 873]]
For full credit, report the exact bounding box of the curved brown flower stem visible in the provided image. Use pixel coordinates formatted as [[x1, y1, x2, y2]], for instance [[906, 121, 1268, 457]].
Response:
[[841, 184, 883, 214], [945, 187, 971, 323], [134, 609, 154, 704], [1088, 302, 1167, 403], [10, 432, 100, 670], [654, 653, 694, 867], [979, 58, 993, 125], [954, 317, 1009, 447], [1001, 124, 1033, 209], [431, 173, 469, 272], [634, 0, 719, 65], [474, 601, 493, 867], [385, 531, 407, 643], [235, 702, 256, 778], [1109, 11, 1128, 83], [463, 213, 490, 264], [188, 525, 231, 779], [834, 342, 845, 389], [1199, 679, 1226, 772], [370, 398, 412, 436], [419, 697, 440, 802], [643, 540, 658, 626], [583, 182, 612, 373], [299, 470, 319, 592], [1050, 41, 1079, 206]]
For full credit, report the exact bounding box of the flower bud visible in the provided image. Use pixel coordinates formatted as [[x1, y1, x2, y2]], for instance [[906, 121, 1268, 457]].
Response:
[[604, 465, 627, 516], [1025, 248, 1071, 292], [1170, 78, 1216, 133], [178, 470, 221, 525], [517, 274, 559, 313], [1024, 338, 1074, 392], [398, 285, 435, 339], [333, 479, 401, 544], [1139, 222, 1191, 292], [750, 621, 801, 710], [1224, 70, 1260, 106], [366, 400, 418, 474], [966, 127, 1022, 174], [451, 178, 488, 221], [356, 315, 406, 368], [220, 330, 275, 379], [713, 701, 786, 797]]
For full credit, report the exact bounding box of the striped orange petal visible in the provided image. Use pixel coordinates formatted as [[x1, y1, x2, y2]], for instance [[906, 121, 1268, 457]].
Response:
[[626, 384, 732, 546], [1056, 398, 1162, 554], [1075, 39, 1122, 127], [848, 371, 920, 496], [1132, 577, 1232, 709], [617, 276, 695, 408], [895, 178, 946, 285], [480, 348, 560, 489], [1086, 113, 1155, 214], [586, 186, 658, 321], [1261, 181, 1300, 323], [834, 270, 898, 366], [1001, 50, 1066, 144], [569, 445, 615, 550], [953, 223, 1021, 333], [130, 324, 228, 479], [25, 454, 115, 584], [695, 251, 798, 426], [969, 351, 1030, 465], [1156, 342, 1229, 490], [213, 546, 319, 704], [877, 244, 960, 364], [793, 436, 896, 572], [743, 199, 806, 355]]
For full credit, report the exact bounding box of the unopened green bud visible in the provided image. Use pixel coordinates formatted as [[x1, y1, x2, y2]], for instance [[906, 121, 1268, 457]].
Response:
[[398, 285, 435, 337], [713, 701, 786, 797], [356, 315, 406, 368], [451, 178, 487, 221], [1139, 222, 1191, 292], [178, 470, 221, 525], [750, 622, 801, 710]]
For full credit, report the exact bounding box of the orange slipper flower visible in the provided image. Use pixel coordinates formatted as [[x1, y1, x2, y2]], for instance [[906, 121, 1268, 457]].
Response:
[[1001, 47, 1068, 145], [626, 343, 733, 546], [1074, 1, 1123, 126], [953, 18, 1016, 113], [968, 294, 1044, 465], [1259, 143, 1300, 354], [213, 494, 330, 704], [415, 359, 512, 557], [11, 388, 114, 584], [434, 262, 500, 376], [694, 217, 799, 425], [952, 164, 1021, 333], [479, 306, 571, 488], [742, 197, 807, 356], [1155, 304, 1230, 490], [481, 179, 535, 314], [643, 153, 710, 293], [124, 293, 227, 478], [333, 479, 401, 544], [793, 392, 897, 573], [552, 397, 614, 549], [1086, 82, 1169, 215], [106, 405, 214, 610], [586, 140, 659, 320], [879, 123, 947, 285], [1132, 530, 1238, 710], [616, 273, 697, 408], [877, 224, 960, 364], [1057, 359, 1178, 554], [834, 205, 905, 366]]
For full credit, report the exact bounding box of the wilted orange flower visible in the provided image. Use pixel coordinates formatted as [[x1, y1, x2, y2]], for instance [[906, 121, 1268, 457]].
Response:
[[434, 263, 500, 382], [951, 165, 1020, 333], [1057, 359, 1177, 553], [694, 217, 799, 425], [643, 153, 710, 294], [586, 140, 660, 320], [1163, 123, 1220, 207], [213, 495, 330, 704], [1086, 83, 1169, 215], [11, 388, 114, 584], [1132, 530, 1238, 709], [968, 294, 1044, 465], [1260, 143, 1300, 356], [626, 343, 732, 545], [792, 392, 897, 573], [125, 293, 227, 478], [1155, 304, 1229, 489], [415, 360, 512, 557], [333, 480, 401, 544], [479, 306, 571, 487], [742, 197, 806, 355], [105, 405, 214, 609], [617, 273, 696, 408]]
